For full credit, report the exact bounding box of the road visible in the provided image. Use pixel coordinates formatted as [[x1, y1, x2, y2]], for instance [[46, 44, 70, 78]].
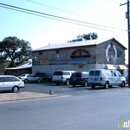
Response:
[[0, 82, 130, 130]]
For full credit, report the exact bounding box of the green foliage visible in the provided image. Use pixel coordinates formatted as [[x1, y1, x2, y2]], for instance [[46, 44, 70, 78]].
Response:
[[0, 36, 32, 68], [68, 32, 98, 42]]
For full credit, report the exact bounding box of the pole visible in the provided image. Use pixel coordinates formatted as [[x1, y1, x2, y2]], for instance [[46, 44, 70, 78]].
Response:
[[127, 0, 130, 87], [120, 0, 130, 87]]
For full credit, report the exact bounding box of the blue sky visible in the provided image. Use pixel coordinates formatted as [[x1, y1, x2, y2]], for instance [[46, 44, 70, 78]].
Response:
[[0, 0, 128, 60]]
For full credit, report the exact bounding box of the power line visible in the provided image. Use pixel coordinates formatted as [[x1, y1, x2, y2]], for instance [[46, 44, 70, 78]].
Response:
[[0, 2, 128, 34], [27, 0, 127, 31]]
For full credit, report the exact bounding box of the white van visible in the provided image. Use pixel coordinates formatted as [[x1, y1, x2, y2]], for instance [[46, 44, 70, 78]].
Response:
[[87, 69, 126, 89]]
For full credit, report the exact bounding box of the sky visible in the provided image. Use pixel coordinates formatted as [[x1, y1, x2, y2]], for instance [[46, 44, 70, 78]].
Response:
[[0, 0, 129, 62]]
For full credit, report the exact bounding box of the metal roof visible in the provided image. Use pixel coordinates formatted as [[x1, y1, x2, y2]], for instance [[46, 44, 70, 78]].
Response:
[[5, 62, 32, 70], [33, 37, 127, 52]]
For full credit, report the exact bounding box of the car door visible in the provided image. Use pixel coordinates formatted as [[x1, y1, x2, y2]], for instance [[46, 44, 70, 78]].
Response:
[[4, 77, 15, 90], [115, 71, 122, 85], [0, 77, 5, 90], [28, 74, 37, 82], [112, 70, 122, 85]]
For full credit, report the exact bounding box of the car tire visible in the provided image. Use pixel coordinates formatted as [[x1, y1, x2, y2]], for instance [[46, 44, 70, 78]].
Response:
[[83, 81, 88, 87], [12, 86, 19, 93], [104, 82, 109, 89], [120, 81, 125, 87], [38, 79, 41, 83], [56, 82, 60, 85], [91, 85, 95, 89], [72, 84, 76, 87], [24, 79, 28, 83], [66, 79, 70, 86]]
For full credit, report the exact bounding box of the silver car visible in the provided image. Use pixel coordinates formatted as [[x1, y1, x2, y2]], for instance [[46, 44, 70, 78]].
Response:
[[18, 74, 42, 83], [0, 75, 25, 93]]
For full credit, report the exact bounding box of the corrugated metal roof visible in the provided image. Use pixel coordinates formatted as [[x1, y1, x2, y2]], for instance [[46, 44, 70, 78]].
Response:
[[33, 37, 126, 51], [5, 62, 32, 70]]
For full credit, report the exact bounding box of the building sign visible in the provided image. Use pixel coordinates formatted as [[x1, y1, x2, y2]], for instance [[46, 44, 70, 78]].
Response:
[[106, 44, 117, 62], [40, 59, 49, 65], [70, 49, 90, 58]]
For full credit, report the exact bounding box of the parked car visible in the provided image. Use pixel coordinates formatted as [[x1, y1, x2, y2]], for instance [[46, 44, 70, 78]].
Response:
[[35, 72, 52, 82], [70, 71, 89, 87], [52, 70, 75, 85], [87, 69, 126, 89], [18, 74, 42, 83], [0, 75, 25, 92]]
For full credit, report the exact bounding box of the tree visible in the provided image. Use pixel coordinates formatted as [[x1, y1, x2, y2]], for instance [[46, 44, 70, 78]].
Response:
[[68, 32, 98, 42], [0, 36, 32, 67]]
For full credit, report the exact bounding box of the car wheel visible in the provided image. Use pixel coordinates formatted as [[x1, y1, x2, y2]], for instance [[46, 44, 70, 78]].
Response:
[[66, 79, 70, 85], [83, 81, 88, 87], [72, 84, 76, 87], [56, 82, 60, 85], [12, 86, 19, 93], [104, 82, 109, 89], [91, 85, 95, 89], [120, 81, 125, 87], [24, 79, 28, 83], [38, 79, 41, 83]]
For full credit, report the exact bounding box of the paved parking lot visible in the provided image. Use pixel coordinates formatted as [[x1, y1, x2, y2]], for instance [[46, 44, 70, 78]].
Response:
[[20, 82, 130, 96]]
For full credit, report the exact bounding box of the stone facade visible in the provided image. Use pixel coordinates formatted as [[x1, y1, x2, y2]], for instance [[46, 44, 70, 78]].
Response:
[[32, 38, 126, 74]]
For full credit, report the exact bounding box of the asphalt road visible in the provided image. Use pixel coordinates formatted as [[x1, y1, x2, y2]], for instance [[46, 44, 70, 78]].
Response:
[[0, 82, 130, 130], [0, 88, 130, 130]]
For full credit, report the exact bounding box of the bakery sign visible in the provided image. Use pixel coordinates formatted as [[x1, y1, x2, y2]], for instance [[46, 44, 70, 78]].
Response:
[[40, 59, 49, 65], [70, 49, 90, 58]]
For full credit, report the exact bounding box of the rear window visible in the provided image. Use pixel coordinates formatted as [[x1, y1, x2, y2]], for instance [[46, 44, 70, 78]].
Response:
[[63, 72, 70, 75], [95, 71, 100, 76], [89, 71, 94, 76], [53, 71, 63, 75]]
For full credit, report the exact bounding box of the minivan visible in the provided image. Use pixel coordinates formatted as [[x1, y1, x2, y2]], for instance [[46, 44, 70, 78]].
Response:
[[87, 69, 126, 89]]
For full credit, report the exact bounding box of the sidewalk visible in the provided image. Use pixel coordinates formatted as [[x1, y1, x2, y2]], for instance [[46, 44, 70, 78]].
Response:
[[0, 92, 58, 102]]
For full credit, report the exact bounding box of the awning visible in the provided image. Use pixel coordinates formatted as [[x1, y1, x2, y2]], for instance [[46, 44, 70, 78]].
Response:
[[118, 65, 128, 70], [105, 64, 116, 70], [69, 59, 87, 64]]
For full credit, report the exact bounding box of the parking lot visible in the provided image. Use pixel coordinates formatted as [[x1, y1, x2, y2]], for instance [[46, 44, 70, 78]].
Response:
[[20, 81, 129, 96]]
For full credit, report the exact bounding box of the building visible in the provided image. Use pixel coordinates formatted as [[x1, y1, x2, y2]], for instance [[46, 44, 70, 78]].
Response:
[[4, 62, 32, 76], [32, 37, 127, 75]]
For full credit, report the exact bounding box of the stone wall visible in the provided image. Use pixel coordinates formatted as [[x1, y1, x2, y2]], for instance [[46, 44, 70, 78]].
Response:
[[32, 64, 106, 74], [96, 40, 125, 65], [33, 46, 97, 65]]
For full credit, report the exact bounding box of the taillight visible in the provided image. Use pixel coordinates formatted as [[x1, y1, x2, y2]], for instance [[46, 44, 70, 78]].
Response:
[[81, 77, 84, 80]]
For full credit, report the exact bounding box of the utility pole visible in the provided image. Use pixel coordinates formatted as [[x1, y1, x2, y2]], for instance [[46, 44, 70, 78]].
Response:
[[120, 0, 130, 87]]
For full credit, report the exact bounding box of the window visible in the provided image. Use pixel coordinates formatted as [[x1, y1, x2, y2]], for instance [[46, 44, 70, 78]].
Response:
[[0, 77, 5, 82], [95, 71, 100, 76], [53, 71, 63, 75], [89, 71, 94, 76], [63, 72, 70, 75], [4, 77, 19, 82], [39, 51, 43, 55], [56, 49, 60, 54]]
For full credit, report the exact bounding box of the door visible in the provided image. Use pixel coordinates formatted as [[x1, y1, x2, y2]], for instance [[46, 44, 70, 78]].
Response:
[[0, 77, 5, 90]]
